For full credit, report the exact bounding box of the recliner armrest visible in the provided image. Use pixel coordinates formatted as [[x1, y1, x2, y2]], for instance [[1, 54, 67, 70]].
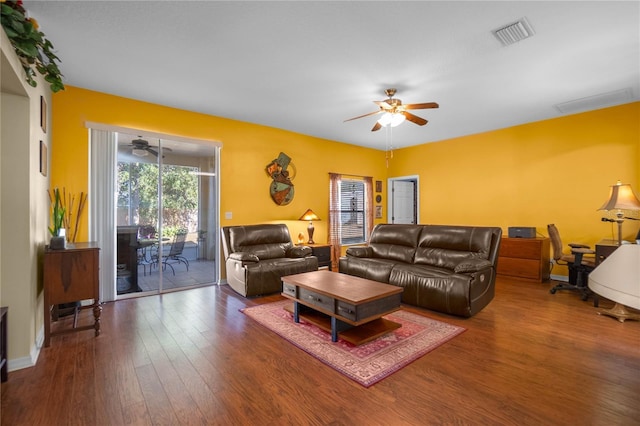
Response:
[[286, 245, 312, 258], [345, 246, 373, 258], [229, 252, 260, 263], [454, 258, 493, 273]]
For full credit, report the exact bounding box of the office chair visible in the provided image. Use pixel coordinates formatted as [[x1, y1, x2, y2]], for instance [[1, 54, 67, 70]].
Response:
[[161, 229, 190, 275], [548, 224, 596, 301]]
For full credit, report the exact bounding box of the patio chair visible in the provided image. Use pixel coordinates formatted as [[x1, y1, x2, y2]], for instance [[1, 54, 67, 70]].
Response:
[[161, 229, 190, 275]]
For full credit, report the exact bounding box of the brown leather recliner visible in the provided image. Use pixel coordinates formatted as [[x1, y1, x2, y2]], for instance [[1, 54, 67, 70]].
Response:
[[221, 224, 318, 297]]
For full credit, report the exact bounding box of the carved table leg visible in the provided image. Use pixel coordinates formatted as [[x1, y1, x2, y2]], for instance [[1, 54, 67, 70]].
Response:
[[93, 303, 102, 336]]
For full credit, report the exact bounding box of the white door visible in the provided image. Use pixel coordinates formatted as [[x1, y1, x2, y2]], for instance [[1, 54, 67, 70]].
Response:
[[390, 179, 417, 224]]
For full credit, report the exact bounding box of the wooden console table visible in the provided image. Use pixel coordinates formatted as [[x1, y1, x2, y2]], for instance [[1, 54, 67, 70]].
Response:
[[497, 237, 550, 282], [44, 242, 101, 347]]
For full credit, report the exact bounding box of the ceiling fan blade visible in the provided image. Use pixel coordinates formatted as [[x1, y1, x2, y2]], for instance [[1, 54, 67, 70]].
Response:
[[344, 110, 382, 122], [147, 148, 159, 157], [404, 102, 439, 110], [371, 121, 382, 132], [374, 100, 394, 110], [402, 112, 428, 126]]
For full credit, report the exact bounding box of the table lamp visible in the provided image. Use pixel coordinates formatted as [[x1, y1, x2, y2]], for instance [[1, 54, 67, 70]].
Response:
[[597, 181, 640, 245], [588, 244, 640, 322], [298, 209, 320, 244]]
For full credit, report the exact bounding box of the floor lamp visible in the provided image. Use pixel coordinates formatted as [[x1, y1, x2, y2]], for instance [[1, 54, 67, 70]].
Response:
[[588, 244, 640, 322], [598, 181, 640, 245]]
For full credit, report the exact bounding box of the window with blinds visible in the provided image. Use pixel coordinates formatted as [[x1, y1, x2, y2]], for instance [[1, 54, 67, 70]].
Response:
[[338, 179, 366, 244]]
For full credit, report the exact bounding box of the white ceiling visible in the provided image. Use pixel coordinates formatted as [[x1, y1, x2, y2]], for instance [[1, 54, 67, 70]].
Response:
[[27, 1, 640, 150]]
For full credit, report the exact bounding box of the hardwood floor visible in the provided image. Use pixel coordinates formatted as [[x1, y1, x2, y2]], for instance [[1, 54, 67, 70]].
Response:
[[2, 277, 639, 425]]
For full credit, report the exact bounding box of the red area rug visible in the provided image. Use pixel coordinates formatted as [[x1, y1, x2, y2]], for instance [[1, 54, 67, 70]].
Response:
[[241, 300, 465, 387]]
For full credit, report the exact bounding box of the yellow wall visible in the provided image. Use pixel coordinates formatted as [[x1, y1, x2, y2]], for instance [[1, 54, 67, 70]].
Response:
[[51, 86, 390, 245], [52, 88, 639, 280], [389, 102, 640, 274]]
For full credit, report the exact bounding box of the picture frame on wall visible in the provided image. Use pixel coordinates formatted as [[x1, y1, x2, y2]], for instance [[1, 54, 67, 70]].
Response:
[[375, 180, 382, 193], [40, 141, 47, 177], [40, 96, 47, 133], [375, 205, 383, 219]]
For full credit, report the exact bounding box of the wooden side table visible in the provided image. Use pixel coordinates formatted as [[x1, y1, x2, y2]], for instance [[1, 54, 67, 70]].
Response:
[[308, 244, 332, 269], [44, 242, 101, 347], [595, 239, 619, 265]]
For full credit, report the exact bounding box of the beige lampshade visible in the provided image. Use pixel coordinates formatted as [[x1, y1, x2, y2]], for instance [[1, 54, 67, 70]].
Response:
[[588, 244, 640, 310], [298, 209, 320, 221], [597, 181, 640, 211]]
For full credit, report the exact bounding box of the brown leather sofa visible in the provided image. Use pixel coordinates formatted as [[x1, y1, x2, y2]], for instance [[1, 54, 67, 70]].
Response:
[[221, 224, 318, 297], [339, 224, 502, 317]]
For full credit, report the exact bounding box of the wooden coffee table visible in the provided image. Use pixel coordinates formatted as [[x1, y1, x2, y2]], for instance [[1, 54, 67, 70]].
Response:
[[281, 270, 403, 345]]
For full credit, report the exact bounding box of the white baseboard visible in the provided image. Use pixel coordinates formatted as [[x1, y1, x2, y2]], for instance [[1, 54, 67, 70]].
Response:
[[550, 274, 569, 282], [8, 326, 43, 372]]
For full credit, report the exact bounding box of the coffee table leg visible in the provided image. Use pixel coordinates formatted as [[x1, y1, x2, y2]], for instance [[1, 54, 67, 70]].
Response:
[[293, 301, 300, 323], [331, 316, 338, 342]]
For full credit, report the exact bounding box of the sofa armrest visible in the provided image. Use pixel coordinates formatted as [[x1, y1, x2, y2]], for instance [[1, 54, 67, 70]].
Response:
[[286, 245, 312, 258], [454, 258, 493, 273], [346, 246, 373, 258], [229, 252, 260, 263]]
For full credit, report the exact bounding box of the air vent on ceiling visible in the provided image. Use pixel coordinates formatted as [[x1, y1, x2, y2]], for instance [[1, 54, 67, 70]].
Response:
[[555, 88, 634, 114], [493, 18, 535, 46]]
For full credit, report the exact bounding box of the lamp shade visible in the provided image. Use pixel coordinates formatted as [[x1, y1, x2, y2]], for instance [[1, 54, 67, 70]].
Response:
[[589, 244, 640, 322], [597, 181, 640, 211], [299, 209, 320, 244], [298, 209, 320, 221]]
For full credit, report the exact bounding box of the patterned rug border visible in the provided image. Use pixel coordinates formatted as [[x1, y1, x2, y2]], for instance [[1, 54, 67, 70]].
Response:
[[241, 300, 465, 387]]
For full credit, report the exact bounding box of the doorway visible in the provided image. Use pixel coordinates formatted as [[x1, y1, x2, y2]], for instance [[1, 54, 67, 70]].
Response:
[[387, 176, 419, 224], [115, 133, 218, 296]]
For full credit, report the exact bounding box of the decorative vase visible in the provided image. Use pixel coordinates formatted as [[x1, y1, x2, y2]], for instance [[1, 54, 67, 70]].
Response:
[[50, 236, 66, 250]]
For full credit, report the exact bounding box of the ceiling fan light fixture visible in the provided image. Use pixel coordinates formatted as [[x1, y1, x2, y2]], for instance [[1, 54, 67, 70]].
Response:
[[132, 148, 148, 157], [390, 113, 406, 127], [378, 112, 393, 127], [378, 112, 405, 127]]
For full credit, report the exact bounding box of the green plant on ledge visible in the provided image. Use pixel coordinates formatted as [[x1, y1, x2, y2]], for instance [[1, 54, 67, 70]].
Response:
[[0, 0, 64, 92]]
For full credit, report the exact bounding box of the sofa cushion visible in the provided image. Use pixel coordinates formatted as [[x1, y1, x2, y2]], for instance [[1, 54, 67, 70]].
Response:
[[228, 224, 293, 260], [414, 225, 495, 270], [389, 264, 474, 316], [368, 224, 422, 263], [454, 258, 493, 273], [338, 257, 397, 283], [229, 252, 259, 263]]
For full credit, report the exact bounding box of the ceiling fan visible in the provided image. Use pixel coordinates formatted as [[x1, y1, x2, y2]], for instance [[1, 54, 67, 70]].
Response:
[[128, 137, 172, 158], [344, 88, 439, 131]]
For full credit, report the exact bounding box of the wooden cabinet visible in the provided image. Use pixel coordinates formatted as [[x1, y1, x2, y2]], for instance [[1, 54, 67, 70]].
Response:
[[308, 244, 331, 269], [497, 237, 550, 282], [44, 242, 101, 347]]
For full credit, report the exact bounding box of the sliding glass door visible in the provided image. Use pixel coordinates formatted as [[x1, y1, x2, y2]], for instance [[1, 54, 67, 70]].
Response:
[[116, 133, 217, 296]]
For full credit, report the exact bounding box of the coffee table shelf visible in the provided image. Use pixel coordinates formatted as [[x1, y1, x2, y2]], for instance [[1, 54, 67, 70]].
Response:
[[281, 270, 403, 345], [283, 303, 401, 345]]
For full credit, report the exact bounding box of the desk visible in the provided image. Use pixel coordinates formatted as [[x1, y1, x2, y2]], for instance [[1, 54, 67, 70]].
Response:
[[44, 242, 101, 347]]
